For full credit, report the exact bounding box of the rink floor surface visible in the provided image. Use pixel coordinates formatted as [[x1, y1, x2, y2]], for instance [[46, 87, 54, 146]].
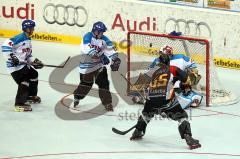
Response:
[[0, 38, 240, 159]]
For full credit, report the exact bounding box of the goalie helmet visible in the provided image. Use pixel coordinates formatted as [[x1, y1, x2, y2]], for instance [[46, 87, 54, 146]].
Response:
[[22, 19, 35, 31], [159, 45, 173, 56]]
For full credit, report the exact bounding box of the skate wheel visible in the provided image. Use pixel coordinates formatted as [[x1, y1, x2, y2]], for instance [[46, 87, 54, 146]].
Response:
[[189, 144, 201, 150]]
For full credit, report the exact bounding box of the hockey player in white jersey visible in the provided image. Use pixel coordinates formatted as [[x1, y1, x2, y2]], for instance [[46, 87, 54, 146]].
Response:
[[73, 21, 121, 111], [1, 20, 44, 112]]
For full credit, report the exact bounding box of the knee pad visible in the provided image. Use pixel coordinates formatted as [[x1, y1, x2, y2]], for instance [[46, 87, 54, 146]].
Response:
[[81, 81, 94, 87], [96, 78, 109, 89], [178, 118, 192, 139]]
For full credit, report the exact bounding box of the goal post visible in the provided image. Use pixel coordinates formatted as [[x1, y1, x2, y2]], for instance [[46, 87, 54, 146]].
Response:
[[127, 31, 238, 107]]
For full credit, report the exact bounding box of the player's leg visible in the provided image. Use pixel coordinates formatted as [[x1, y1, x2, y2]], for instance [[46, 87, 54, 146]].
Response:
[[163, 100, 201, 149], [73, 72, 94, 108], [95, 67, 113, 111], [27, 67, 41, 103], [130, 97, 162, 140], [11, 66, 32, 111]]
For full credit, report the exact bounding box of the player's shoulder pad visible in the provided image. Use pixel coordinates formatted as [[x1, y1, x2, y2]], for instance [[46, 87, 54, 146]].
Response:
[[83, 32, 93, 44], [10, 32, 30, 45], [172, 54, 190, 62], [102, 35, 113, 46]]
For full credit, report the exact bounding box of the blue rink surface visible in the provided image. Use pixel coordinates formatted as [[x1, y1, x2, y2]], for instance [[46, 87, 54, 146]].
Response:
[[0, 38, 240, 159]]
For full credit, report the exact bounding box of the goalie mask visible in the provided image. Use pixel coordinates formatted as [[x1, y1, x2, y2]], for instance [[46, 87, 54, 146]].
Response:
[[159, 45, 173, 56]]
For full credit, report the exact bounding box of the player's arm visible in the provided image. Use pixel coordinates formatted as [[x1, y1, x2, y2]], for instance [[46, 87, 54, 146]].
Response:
[[148, 58, 159, 69], [1, 39, 20, 66], [102, 35, 121, 71]]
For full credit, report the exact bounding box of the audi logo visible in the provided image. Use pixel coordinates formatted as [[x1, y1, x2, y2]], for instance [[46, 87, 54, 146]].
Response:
[[164, 18, 211, 37], [43, 3, 88, 27]]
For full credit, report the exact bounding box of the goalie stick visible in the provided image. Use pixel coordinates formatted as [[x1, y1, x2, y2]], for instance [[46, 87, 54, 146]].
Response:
[[118, 72, 148, 100]]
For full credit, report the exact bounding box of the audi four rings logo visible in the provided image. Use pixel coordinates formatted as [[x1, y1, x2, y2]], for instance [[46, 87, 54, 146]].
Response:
[[43, 3, 88, 27], [164, 18, 212, 37]]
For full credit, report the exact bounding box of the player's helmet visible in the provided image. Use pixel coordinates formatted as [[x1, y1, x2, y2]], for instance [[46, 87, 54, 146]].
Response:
[[22, 19, 35, 31], [159, 45, 173, 56], [92, 21, 107, 32]]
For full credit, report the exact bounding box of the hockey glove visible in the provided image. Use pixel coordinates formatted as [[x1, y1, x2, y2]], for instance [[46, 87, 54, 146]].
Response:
[[10, 53, 19, 66], [100, 54, 110, 65], [110, 57, 121, 71], [32, 58, 44, 69]]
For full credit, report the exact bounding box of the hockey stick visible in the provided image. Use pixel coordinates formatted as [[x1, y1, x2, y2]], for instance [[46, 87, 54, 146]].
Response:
[[112, 124, 137, 135], [40, 56, 70, 68], [20, 56, 71, 68]]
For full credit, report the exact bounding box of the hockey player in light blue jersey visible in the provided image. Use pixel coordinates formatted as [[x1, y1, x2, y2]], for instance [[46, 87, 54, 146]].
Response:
[[1, 20, 44, 112], [73, 21, 121, 111]]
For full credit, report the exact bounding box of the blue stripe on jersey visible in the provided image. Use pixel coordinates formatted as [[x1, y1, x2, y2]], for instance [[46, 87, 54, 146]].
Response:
[[108, 53, 118, 58], [2, 46, 12, 50], [188, 63, 197, 68], [2, 50, 12, 52], [83, 32, 93, 44], [88, 48, 96, 56], [25, 54, 32, 60], [172, 54, 190, 62], [149, 58, 159, 68], [102, 35, 113, 46], [80, 61, 101, 65], [10, 33, 30, 45], [79, 64, 98, 69], [6, 61, 25, 67]]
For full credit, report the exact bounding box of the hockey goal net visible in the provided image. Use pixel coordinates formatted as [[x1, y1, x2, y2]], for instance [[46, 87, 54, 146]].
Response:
[[127, 31, 238, 106]]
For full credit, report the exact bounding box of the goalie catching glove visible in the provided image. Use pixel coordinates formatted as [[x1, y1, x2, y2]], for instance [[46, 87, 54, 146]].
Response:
[[110, 57, 121, 71], [186, 68, 201, 85], [32, 58, 44, 69]]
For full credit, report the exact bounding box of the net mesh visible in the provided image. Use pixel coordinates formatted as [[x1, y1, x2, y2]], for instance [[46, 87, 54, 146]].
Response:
[[127, 32, 238, 106]]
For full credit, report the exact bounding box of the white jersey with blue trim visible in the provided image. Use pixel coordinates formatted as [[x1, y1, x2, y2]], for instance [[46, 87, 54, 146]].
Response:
[[170, 54, 197, 71], [149, 54, 196, 71], [1, 33, 34, 73], [79, 32, 118, 74]]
